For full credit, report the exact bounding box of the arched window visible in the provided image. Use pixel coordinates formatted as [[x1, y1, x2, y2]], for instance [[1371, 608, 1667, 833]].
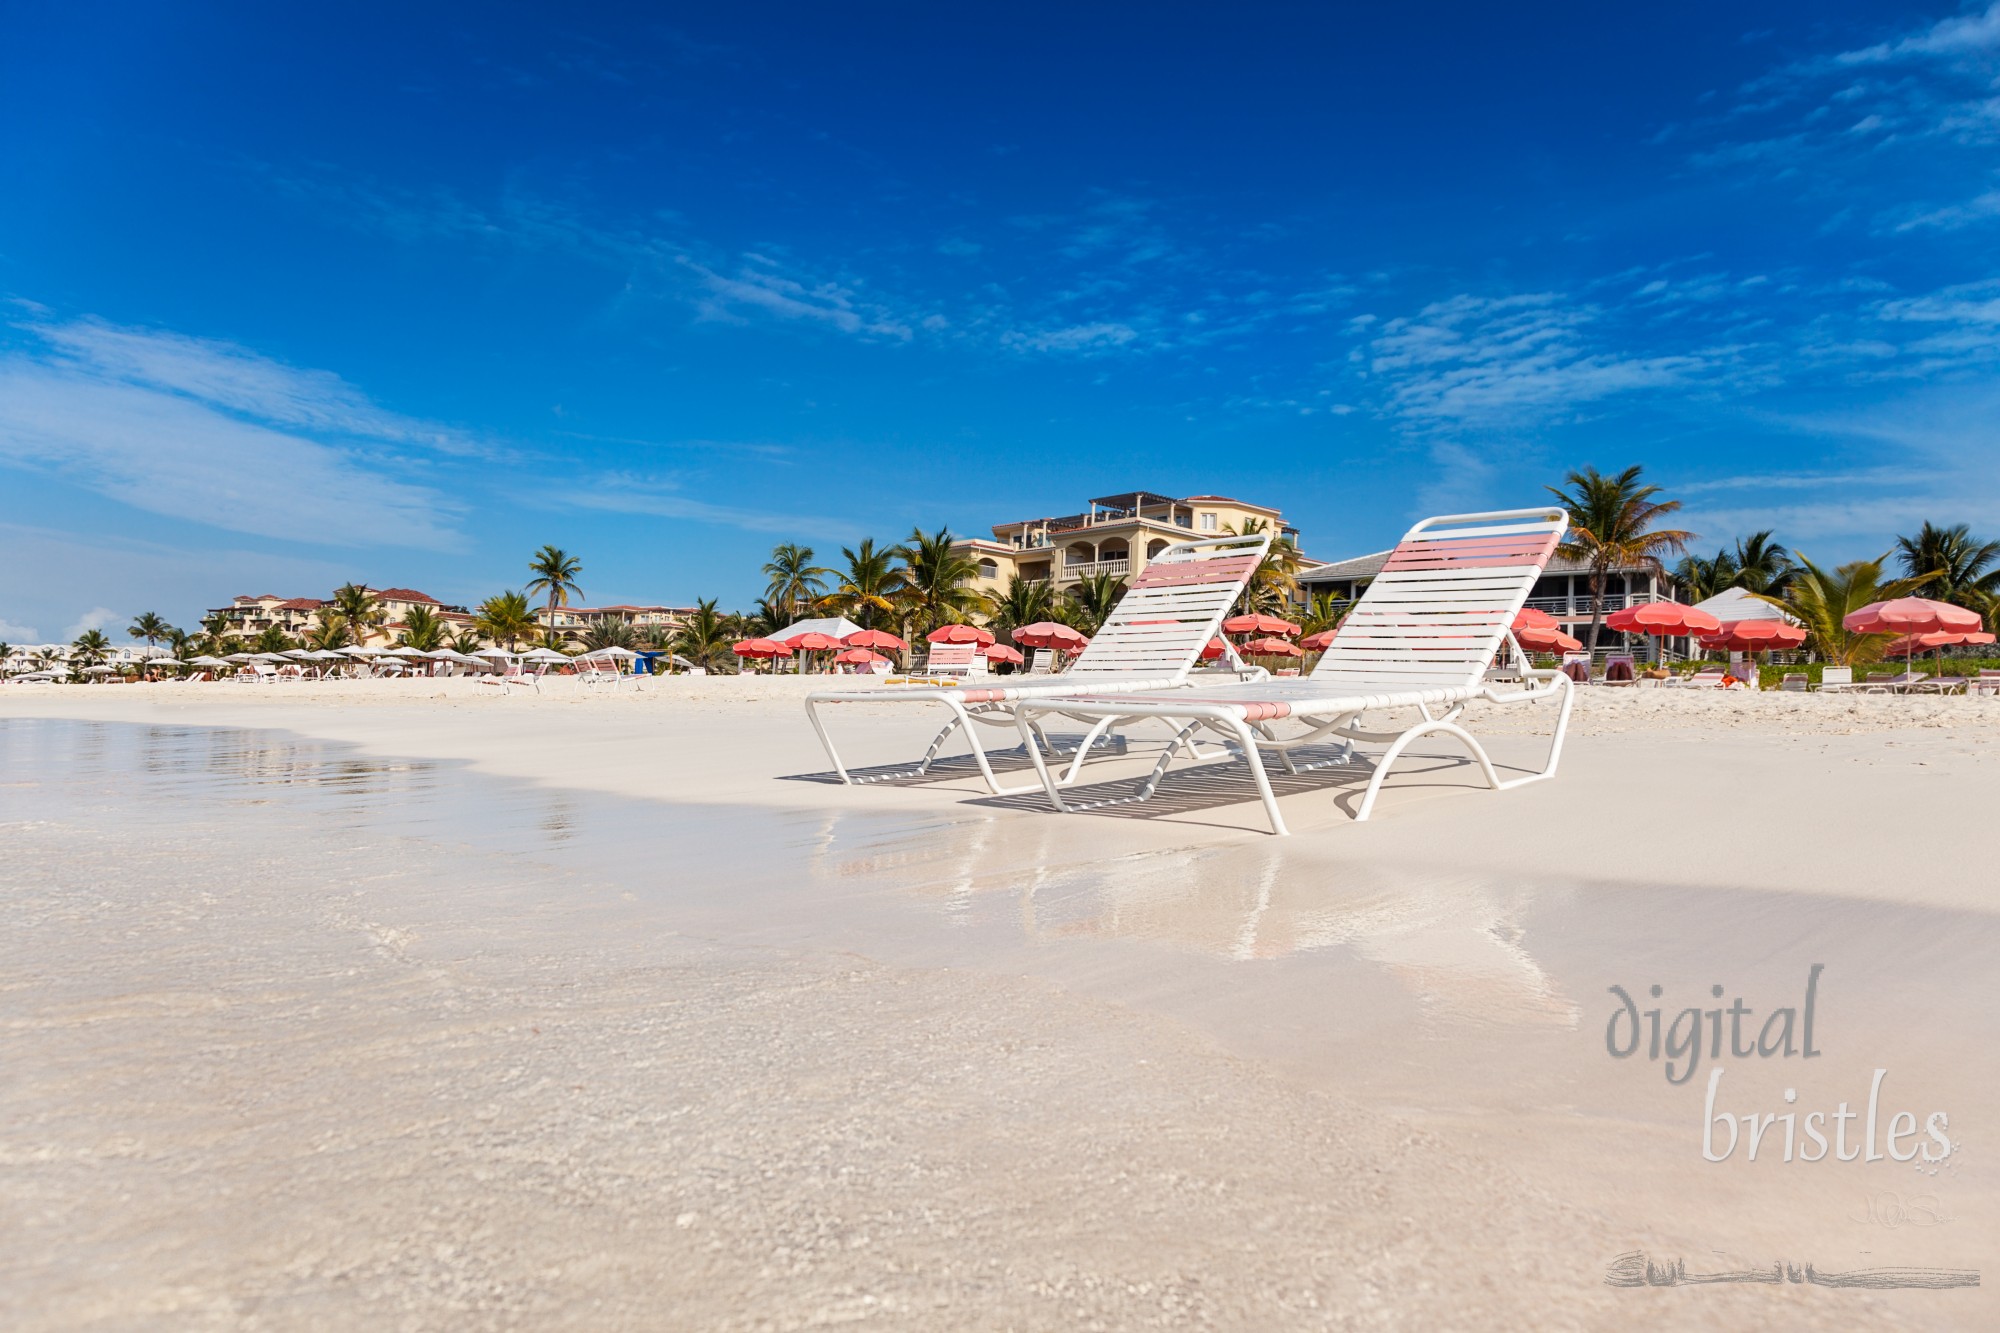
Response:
[[1146, 539, 1170, 559], [1098, 541, 1129, 567], [1064, 542, 1096, 566], [978, 559, 998, 580]]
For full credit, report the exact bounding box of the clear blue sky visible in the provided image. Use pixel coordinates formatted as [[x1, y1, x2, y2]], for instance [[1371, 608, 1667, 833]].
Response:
[[4, 2, 1998, 640]]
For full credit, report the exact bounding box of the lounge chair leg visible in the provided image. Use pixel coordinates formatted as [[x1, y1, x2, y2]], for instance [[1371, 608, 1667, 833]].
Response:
[[1016, 711, 1073, 812], [1254, 723, 1299, 774], [1060, 716, 1120, 786], [1226, 717, 1290, 836], [913, 711, 965, 777], [1355, 720, 1502, 822], [804, 699, 854, 784]]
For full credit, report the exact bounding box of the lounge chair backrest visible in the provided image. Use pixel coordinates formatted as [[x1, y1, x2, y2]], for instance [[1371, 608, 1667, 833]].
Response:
[[1066, 532, 1272, 679], [1027, 649, 1055, 674], [923, 642, 977, 675], [1309, 509, 1567, 691], [1822, 666, 1852, 686]]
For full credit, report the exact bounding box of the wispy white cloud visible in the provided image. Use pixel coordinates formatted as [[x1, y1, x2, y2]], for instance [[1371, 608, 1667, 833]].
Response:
[[0, 315, 463, 548], [62, 606, 119, 639], [0, 617, 41, 642], [1359, 293, 1705, 425], [549, 473, 865, 542], [1001, 321, 1140, 354], [682, 257, 912, 339]]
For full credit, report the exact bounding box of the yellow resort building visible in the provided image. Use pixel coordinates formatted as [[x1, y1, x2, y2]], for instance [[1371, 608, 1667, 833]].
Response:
[[537, 604, 695, 649], [952, 490, 1312, 597]]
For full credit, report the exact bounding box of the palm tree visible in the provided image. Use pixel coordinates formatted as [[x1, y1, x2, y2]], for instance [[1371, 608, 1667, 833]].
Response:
[[1730, 530, 1795, 595], [1298, 589, 1350, 636], [893, 527, 987, 634], [396, 604, 447, 652], [762, 543, 832, 621], [525, 545, 585, 642], [1063, 571, 1128, 637], [449, 627, 484, 654], [672, 598, 736, 671], [330, 583, 383, 646], [70, 628, 111, 681], [1672, 550, 1738, 603], [582, 619, 640, 651], [1895, 522, 2000, 617], [474, 590, 538, 651], [1226, 516, 1302, 616], [743, 597, 793, 639], [165, 627, 195, 660], [127, 611, 173, 648], [305, 611, 353, 651], [822, 538, 902, 628], [253, 625, 295, 655], [989, 575, 1059, 640], [1749, 554, 1932, 666], [1546, 465, 1695, 652]]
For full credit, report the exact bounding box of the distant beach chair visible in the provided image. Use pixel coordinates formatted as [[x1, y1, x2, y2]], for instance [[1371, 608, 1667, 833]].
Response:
[[1780, 672, 1810, 692], [1026, 649, 1057, 676], [1818, 666, 1854, 692], [805, 532, 1272, 793], [476, 663, 540, 694], [1603, 654, 1637, 686], [578, 656, 641, 690], [1010, 508, 1573, 836]]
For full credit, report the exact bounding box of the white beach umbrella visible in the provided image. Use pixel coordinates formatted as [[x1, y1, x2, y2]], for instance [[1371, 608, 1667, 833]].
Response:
[[254, 652, 289, 663], [225, 652, 254, 662], [308, 650, 346, 660], [338, 646, 374, 657], [189, 655, 229, 667], [281, 649, 313, 659], [146, 650, 182, 662], [522, 647, 570, 661], [473, 646, 517, 658], [584, 646, 641, 660]]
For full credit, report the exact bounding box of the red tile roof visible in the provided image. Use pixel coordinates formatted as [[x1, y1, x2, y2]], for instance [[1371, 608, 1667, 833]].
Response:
[[371, 588, 439, 604], [275, 598, 325, 610]]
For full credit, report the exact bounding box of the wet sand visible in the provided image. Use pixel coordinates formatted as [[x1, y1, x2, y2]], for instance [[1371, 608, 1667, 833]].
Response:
[[2, 681, 1995, 1328]]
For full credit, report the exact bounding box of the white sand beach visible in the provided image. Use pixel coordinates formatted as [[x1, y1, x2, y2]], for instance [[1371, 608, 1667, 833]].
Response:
[[3, 680, 1995, 1329]]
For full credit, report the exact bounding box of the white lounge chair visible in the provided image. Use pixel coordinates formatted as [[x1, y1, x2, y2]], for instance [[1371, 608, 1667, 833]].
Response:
[[476, 663, 540, 693], [805, 532, 1272, 793], [1672, 667, 1727, 689], [1779, 672, 1809, 692], [1010, 509, 1573, 836], [1817, 666, 1854, 692]]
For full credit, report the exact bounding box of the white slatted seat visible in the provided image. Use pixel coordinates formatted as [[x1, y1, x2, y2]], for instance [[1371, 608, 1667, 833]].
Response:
[[805, 532, 1272, 793], [1011, 509, 1575, 835]]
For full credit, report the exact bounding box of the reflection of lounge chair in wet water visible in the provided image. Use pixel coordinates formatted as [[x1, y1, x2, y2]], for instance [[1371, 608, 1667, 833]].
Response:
[[804, 532, 1271, 793], [1010, 508, 1576, 836]]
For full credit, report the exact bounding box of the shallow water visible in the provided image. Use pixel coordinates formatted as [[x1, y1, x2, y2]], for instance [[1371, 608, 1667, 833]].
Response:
[[5, 716, 1994, 1301]]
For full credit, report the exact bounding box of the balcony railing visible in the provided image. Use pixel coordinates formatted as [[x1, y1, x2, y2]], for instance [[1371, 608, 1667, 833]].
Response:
[[1059, 558, 1131, 580], [1522, 592, 1667, 618]]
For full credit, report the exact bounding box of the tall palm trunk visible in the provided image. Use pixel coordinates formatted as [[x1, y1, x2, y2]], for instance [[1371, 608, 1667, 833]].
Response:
[[1585, 566, 1609, 653]]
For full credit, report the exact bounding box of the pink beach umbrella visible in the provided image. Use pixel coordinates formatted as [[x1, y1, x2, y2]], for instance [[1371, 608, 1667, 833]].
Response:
[[1299, 628, 1339, 651], [927, 623, 995, 647], [1512, 607, 1561, 632], [1242, 636, 1302, 657], [1010, 621, 1088, 650], [1222, 613, 1301, 637], [1843, 598, 1983, 636], [1605, 600, 1722, 637], [981, 643, 1025, 666], [731, 638, 793, 672], [1516, 624, 1583, 654], [842, 629, 908, 652]]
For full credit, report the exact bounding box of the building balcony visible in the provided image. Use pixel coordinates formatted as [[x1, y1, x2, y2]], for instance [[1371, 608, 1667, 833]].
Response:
[[1058, 558, 1131, 581], [1523, 592, 1665, 618]]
